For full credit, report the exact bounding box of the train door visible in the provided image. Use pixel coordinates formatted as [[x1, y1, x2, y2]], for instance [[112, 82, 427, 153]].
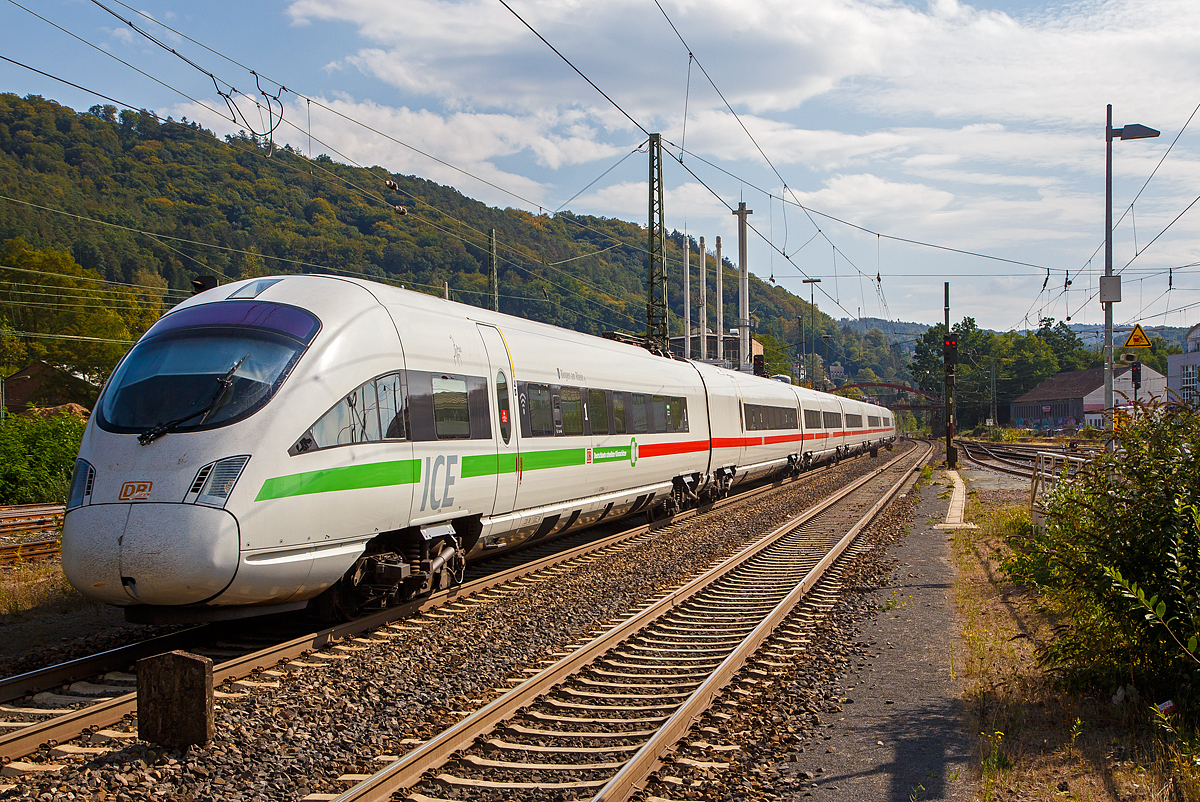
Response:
[[476, 324, 520, 515]]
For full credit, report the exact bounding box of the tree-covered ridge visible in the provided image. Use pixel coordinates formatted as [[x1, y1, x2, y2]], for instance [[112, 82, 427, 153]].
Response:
[[0, 92, 909, 390]]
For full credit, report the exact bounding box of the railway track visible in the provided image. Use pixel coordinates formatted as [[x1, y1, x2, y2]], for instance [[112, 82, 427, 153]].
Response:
[[322, 441, 931, 802], [956, 440, 1038, 477], [0, 539, 60, 565], [0, 448, 895, 773], [0, 504, 63, 539]]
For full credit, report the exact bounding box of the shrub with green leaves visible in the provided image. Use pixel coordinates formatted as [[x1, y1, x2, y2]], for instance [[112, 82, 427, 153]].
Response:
[[1005, 402, 1200, 697], [0, 414, 86, 505]]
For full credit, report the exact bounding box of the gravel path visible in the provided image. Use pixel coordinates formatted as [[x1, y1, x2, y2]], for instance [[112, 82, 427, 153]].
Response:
[[0, 446, 912, 801]]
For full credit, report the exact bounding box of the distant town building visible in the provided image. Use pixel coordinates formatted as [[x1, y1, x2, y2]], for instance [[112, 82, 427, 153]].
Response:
[[1010, 364, 1165, 430], [1166, 323, 1200, 404], [2, 361, 98, 415], [827, 364, 846, 381], [668, 332, 762, 367]]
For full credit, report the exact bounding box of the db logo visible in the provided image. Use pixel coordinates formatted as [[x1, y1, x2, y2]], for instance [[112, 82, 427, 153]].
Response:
[[119, 481, 153, 501]]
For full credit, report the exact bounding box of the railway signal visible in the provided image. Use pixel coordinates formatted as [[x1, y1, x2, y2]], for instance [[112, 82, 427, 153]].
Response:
[[943, 335, 957, 366]]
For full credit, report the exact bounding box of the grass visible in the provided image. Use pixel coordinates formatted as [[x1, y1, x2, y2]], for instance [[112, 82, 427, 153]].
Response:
[[0, 559, 89, 619], [951, 495, 1200, 801]]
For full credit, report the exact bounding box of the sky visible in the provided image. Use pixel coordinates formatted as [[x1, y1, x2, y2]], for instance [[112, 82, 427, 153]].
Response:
[[3, 0, 1200, 336]]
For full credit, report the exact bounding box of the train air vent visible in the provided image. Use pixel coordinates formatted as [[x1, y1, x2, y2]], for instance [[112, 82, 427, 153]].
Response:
[[189, 465, 214, 495]]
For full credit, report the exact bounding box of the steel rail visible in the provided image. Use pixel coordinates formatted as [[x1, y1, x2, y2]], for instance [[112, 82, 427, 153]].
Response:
[[592, 441, 931, 800], [0, 540, 60, 564], [331, 442, 926, 802], [0, 451, 865, 762], [955, 440, 1033, 478]]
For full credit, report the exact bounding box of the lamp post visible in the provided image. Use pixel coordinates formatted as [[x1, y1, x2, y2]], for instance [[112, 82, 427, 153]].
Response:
[[1104, 105, 1158, 449], [802, 279, 820, 387]]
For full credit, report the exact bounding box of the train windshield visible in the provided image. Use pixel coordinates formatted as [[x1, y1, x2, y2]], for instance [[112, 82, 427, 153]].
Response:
[[98, 301, 319, 434]]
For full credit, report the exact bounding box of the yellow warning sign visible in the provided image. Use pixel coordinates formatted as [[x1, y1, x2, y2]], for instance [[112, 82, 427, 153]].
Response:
[[1124, 323, 1152, 348]]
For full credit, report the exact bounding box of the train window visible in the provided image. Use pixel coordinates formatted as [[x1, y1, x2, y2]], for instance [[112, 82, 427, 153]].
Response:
[[612, 393, 627, 434], [376, 373, 406, 439], [844, 413, 863, 428], [822, 411, 842, 429], [560, 387, 584, 436], [528, 383, 554, 437], [588, 389, 608, 435], [432, 376, 470, 439], [308, 380, 381, 449], [631, 394, 648, 434], [883, 416, 891, 427], [804, 408, 822, 429], [868, 415, 881, 428], [651, 395, 667, 434], [667, 397, 688, 432], [743, 403, 796, 431], [496, 372, 511, 445]]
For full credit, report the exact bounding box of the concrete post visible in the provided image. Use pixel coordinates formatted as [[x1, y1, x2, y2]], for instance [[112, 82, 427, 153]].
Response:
[[137, 651, 214, 750], [733, 203, 753, 367], [684, 239, 691, 358], [715, 236, 723, 362], [699, 236, 707, 360]]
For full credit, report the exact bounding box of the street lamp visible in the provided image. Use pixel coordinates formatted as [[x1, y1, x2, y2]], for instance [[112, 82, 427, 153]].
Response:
[[803, 278, 820, 388], [1104, 105, 1159, 450]]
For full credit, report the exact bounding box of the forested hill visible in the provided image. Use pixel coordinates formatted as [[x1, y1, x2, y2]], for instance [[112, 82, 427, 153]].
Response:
[[0, 92, 908, 386]]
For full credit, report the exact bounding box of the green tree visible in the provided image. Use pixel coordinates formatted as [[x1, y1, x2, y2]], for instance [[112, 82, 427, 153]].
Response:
[[1036, 317, 1091, 371], [0, 319, 25, 373], [0, 238, 152, 382]]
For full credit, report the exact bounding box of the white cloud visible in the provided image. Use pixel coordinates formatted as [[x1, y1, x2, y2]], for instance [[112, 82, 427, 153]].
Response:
[[188, 0, 1200, 326]]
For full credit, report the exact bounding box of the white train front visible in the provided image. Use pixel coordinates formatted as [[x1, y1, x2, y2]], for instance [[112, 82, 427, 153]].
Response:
[[61, 275, 896, 622]]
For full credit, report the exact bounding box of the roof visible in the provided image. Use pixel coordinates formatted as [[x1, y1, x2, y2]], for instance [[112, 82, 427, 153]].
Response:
[[1012, 362, 1161, 403], [1011, 365, 1145, 404]]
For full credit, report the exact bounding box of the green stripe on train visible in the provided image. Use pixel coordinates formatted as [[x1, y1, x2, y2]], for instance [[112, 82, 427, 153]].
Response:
[[255, 459, 422, 501], [461, 448, 587, 477], [461, 453, 517, 478]]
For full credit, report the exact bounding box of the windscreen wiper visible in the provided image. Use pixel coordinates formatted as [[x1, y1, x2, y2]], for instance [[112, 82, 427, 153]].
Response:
[[138, 354, 250, 445]]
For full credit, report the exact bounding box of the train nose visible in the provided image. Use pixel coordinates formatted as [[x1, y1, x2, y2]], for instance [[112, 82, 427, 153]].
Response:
[[63, 504, 240, 606]]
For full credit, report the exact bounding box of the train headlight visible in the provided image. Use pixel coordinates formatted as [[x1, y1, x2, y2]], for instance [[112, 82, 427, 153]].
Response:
[[66, 459, 94, 511], [186, 456, 250, 508]]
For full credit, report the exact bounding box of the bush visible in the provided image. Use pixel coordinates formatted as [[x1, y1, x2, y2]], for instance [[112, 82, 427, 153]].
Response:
[[0, 413, 86, 504], [1004, 402, 1200, 698]]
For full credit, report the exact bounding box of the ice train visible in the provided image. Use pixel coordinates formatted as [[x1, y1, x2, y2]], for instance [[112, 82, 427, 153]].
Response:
[[61, 275, 895, 622]]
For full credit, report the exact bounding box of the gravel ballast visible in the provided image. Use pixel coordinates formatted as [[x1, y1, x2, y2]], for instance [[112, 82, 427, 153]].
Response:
[[0, 446, 914, 801]]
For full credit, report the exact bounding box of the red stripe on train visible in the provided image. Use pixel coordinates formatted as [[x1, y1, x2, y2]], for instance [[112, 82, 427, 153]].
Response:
[[653, 427, 894, 454], [639, 440, 711, 458]]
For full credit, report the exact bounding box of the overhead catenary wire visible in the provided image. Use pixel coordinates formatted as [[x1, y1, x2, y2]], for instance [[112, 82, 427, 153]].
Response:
[[61, 0, 1065, 294], [4, 329, 134, 344], [48, 3, 662, 300], [668, 142, 1058, 274], [32, 0, 1196, 339]]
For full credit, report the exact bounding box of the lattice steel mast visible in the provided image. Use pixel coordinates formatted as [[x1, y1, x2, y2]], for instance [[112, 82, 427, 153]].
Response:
[[646, 133, 667, 351]]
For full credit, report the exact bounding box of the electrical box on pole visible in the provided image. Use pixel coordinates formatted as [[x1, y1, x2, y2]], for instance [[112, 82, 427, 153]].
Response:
[[646, 134, 667, 352]]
